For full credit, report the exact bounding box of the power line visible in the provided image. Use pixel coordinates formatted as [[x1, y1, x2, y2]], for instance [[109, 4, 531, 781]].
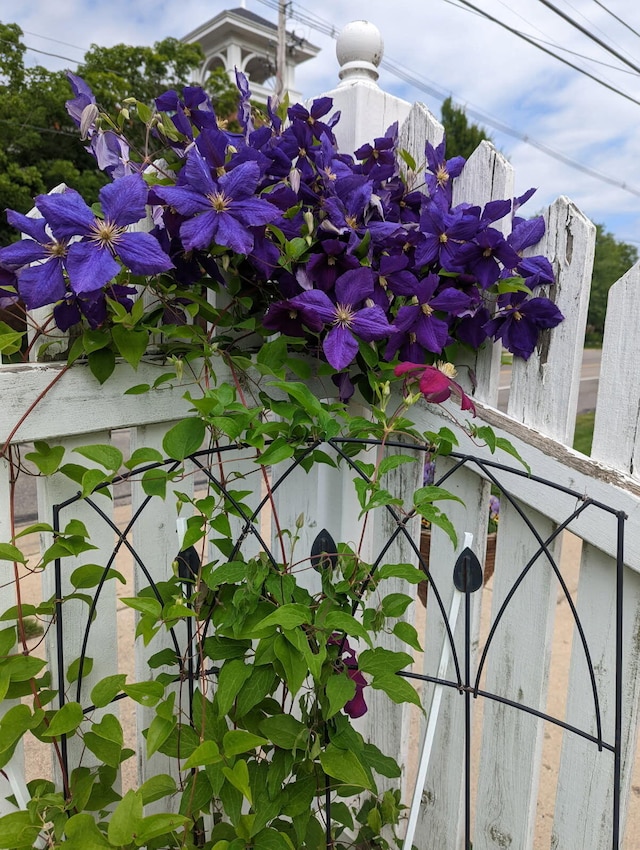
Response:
[[591, 0, 640, 41], [0, 37, 79, 66], [449, 0, 640, 106], [534, 0, 640, 76], [21, 30, 86, 53]]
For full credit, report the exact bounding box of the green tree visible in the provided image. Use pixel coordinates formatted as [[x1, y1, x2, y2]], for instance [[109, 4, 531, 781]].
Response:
[[440, 96, 491, 159], [587, 224, 638, 344], [76, 37, 203, 114], [0, 24, 204, 246]]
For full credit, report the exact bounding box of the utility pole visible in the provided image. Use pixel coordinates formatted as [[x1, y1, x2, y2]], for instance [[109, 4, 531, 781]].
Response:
[[275, 0, 287, 100]]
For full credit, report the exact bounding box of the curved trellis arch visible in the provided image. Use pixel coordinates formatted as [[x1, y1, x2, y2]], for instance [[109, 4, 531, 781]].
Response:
[[48, 440, 626, 849]]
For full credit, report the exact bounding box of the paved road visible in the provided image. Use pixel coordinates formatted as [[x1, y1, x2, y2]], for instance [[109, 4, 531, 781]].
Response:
[[498, 347, 601, 414], [9, 350, 602, 524]]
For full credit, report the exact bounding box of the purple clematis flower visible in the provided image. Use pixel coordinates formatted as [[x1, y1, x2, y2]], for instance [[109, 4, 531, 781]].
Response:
[[425, 136, 465, 202], [154, 154, 281, 255], [354, 122, 398, 183], [329, 635, 367, 719], [31, 175, 173, 298], [415, 200, 480, 271], [65, 72, 98, 137], [0, 210, 68, 309], [459, 227, 521, 289], [385, 273, 470, 359], [484, 291, 564, 359], [291, 267, 395, 370], [288, 97, 339, 142], [155, 85, 218, 138]]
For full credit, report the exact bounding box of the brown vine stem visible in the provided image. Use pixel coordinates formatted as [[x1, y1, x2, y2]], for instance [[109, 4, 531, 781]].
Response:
[[0, 362, 71, 461], [6, 448, 72, 800], [227, 359, 289, 568]]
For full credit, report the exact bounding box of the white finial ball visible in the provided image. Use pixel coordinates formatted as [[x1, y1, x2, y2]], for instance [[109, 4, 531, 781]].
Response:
[[336, 21, 383, 82]]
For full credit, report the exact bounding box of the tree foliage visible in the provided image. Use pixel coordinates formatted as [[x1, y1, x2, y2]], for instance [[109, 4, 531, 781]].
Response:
[[0, 23, 205, 246], [587, 223, 638, 343], [440, 96, 491, 160]]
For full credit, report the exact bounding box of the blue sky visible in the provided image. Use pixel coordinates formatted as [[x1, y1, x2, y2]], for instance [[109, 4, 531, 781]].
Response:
[[7, 0, 640, 247]]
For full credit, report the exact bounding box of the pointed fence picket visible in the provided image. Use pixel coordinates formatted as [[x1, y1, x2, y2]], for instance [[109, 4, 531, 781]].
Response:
[[2, 24, 640, 849]]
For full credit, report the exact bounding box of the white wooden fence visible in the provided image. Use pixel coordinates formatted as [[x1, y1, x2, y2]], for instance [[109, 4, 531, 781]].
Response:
[[2, 20, 640, 850]]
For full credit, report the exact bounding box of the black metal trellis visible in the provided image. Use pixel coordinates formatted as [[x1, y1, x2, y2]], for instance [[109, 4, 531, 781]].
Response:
[[49, 439, 627, 850]]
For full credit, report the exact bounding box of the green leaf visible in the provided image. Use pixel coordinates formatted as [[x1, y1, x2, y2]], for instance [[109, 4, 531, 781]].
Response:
[[83, 329, 111, 353], [139, 774, 177, 805], [0, 543, 26, 564], [81, 468, 111, 498], [3, 654, 45, 682], [319, 744, 376, 792], [107, 789, 143, 846], [42, 701, 84, 737], [121, 597, 162, 618], [413, 485, 464, 507], [135, 812, 190, 844], [162, 417, 206, 460], [222, 729, 268, 757], [216, 659, 253, 716], [203, 561, 247, 589], [358, 648, 413, 677], [371, 674, 421, 707], [146, 712, 177, 759], [73, 444, 123, 471], [90, 674, 126, 708], [84, 730, 123, 769], [258, 603, 311, 632], [380, 593, 413, 618], [495, 436, 531, 474], [64, 813, 111, 848], [0, 626, 16, 657], [393, 621, 423, 652], [323, 612, 372, 647], [274, 633, 307, 695], [125, 446, 164, 469], [122, 680, 165, 706], [67, 656, 93, 683], [377, 562, 425, 584], [88, 348, 116, 384], [141, 468, 168, 498], [361, 742, 401, 779], [0, 812, 44, 848], [325, 672, 356, 719], [24, 442, 65, 475], [182, 740, 222, 769], [124, 383, 151, 395], [222, 759, 252, 802], [257, 437, 295, 466], [259, 715, 307, 750], [70, 564, 125, 589], [112, 325, 149, 369], [377, 455, 417, 475]]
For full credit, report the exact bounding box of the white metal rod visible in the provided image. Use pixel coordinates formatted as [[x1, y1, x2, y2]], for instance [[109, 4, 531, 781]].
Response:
[[402, 532, 473, 850]]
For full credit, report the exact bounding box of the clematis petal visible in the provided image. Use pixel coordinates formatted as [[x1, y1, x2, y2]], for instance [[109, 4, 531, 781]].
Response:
[[36, 190, 95, 239], [115, 232, 174, 275], [66, 241, 120, 294], [350, 306, 394, 341], [323, 324, 359, 370], [99, 174, 148, 225], [17, 260, 66, 310]]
